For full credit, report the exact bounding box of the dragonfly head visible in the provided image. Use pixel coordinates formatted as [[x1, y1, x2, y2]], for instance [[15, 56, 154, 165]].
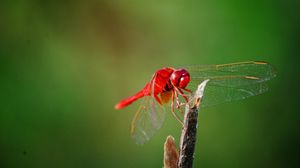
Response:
[[170, 69, 190, 89]]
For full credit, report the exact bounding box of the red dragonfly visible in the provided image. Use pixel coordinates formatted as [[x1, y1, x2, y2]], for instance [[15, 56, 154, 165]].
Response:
[[115, 61, 276, 144]]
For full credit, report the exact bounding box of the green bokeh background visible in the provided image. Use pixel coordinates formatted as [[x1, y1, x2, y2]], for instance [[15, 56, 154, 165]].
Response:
[[1, 0, 299, 167]]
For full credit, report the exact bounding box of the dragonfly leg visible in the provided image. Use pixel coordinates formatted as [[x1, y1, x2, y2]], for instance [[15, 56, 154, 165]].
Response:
[[154, 94, 162, 105], [171, 90, 175, 112], [178, 102, 187, 107], [174, 90, 185, 115], [171, 90, 184, 126], [171, 109, 184, 127], [176, 87, 189, 103], [177, 106, 185, 115], [181, 88, 192, 93]]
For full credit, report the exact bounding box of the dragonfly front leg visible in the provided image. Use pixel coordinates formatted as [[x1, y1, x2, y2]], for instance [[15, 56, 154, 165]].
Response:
[[181, 88, 192, 93], [171, 89, 175, 112], [174, 90, 185, 115], [171, 90, 184, 127], [176, 87, 189, 103]]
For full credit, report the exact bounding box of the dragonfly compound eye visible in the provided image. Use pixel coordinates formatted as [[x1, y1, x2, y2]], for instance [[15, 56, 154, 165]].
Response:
[[170, 69, 190, 88]]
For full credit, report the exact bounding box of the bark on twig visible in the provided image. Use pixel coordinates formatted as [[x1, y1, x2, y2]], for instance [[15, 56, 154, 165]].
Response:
[[177, 100, 199, 168], [178, 79, 209, 168]]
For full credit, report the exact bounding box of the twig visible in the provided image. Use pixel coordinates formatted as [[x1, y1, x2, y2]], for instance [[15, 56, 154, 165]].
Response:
[[163, 80, 209, 168], [177, 79, 210, 168]]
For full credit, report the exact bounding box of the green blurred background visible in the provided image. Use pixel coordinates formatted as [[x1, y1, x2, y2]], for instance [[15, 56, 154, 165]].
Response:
[[1, 0, 299, 167]]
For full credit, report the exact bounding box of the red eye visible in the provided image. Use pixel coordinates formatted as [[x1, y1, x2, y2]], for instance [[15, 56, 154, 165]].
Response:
[[170, 69, 190, 88]]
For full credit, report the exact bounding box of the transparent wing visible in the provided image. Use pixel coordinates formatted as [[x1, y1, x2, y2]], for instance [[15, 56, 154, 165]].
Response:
[[183, 61, 276, 107], [130, 76, 166, 144]]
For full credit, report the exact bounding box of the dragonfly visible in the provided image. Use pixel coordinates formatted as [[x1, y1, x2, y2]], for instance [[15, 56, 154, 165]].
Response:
[[115, 61, 276, 144]]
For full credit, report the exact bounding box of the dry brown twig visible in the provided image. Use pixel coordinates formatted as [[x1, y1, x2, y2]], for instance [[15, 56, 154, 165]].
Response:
[[163, 79, 210, 168]]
